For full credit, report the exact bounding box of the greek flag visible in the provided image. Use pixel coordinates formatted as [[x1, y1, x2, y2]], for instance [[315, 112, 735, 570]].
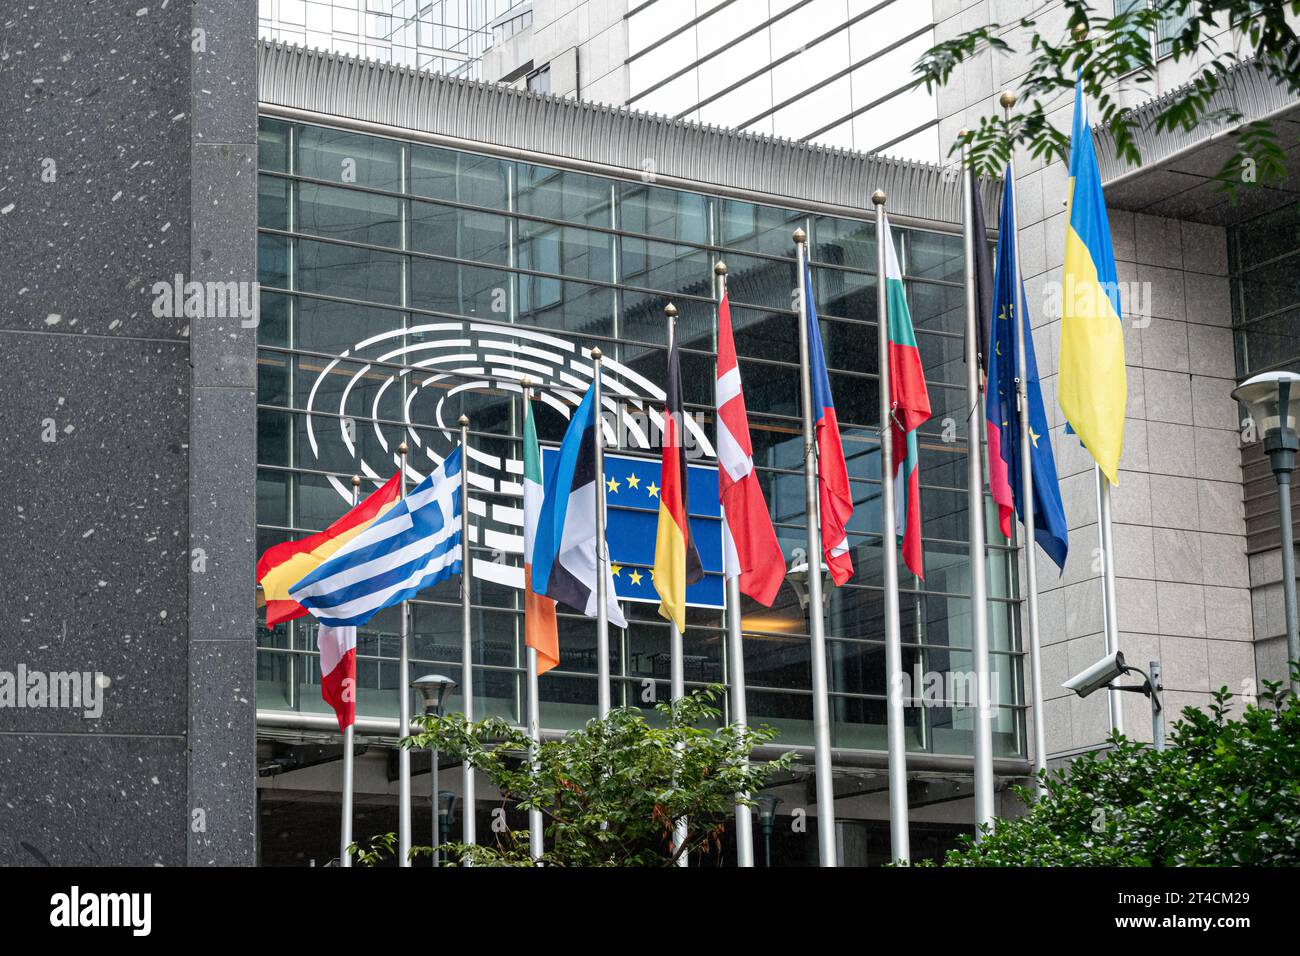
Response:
[[290, 447, 464, 627]]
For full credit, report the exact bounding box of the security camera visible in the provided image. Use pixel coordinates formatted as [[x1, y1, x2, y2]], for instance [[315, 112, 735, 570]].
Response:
[[1063, 651, 1128, 699]]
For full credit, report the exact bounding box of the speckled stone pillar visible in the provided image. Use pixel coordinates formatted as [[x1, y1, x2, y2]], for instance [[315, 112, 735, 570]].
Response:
[[0, 1, 257, 865]]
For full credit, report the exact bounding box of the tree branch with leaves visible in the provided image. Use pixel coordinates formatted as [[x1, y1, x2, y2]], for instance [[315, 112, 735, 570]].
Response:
[[914, 0, 1299, 194]]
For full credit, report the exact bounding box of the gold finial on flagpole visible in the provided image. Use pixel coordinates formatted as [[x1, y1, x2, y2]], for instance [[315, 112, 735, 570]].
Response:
[[350, 474, 361, 488], [872, 189, 886, 206], [792, 227, 806, 243], [714, 260, 727, 276], [591, 346, 602, 360]]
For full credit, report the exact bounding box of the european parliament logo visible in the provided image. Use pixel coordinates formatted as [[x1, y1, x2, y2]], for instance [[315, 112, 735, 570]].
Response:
[[543, 448, 725, 610]]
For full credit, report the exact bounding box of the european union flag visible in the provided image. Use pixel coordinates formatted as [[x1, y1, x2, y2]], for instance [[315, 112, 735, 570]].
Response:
[[986, 169, 1069, 572], [542, 449, 725, 609]]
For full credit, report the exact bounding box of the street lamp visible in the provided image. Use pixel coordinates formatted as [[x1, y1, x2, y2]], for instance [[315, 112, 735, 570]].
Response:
[[1232, 371, 1300, 695], [412, 674, 457, 866], [755, 794, 782, 867]]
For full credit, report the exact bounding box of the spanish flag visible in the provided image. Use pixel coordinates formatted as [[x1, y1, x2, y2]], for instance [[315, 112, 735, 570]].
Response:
[[653, 329, 703, 632], [256, 472, 402, 626], [1059, 75, 1127, 485]]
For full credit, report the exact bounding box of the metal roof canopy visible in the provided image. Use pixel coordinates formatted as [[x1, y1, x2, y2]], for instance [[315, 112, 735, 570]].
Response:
[[256, 40, 999, 231], [1098, 60, 1300, 226]]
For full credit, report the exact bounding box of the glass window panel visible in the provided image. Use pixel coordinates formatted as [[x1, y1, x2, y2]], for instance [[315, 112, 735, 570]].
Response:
[[297, 238, 402, 305], [516, 164, 613, 228], [258, 291, 290, 348], [618, 182, 708, 246], [718, 199, 804, 257], [296, 125, 402, 192], [409, 200, 510, 265], [410, 257, 512, 318], [295, 296, 405, 356], [296, 182, 402, 248], [258, 233, 289, 289], [259, 175, 289, 231], [517, 221, 613, 284], [258, 118, 290, 172], [410, 144, 509, 209]]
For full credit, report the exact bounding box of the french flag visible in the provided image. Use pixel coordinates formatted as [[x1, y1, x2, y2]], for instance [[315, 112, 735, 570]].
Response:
[[317, 625, 356, 732], [803, 262, 854, 586], [717, 288, 785, 606]]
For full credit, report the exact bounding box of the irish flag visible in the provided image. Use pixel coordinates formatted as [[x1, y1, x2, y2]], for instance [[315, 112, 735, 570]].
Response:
[[881, 212, 932, 580], [523, 390, 560, 674], [256, 472, 402, 627]]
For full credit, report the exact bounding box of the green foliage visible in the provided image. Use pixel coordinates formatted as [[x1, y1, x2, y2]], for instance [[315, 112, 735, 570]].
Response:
[[913, 1, 1300, 195], [932, 678, 1300, 866], [355, 686, 794, 867]]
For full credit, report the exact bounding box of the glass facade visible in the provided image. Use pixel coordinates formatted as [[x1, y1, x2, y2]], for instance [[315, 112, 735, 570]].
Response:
[[1230, 203, 1300, 380], [258, 0, 528, 78], [255, 115, 1028, 762]]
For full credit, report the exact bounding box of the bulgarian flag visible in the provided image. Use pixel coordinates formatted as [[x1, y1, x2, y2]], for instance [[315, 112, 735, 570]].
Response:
[[881, 212, 932, 580], [256, 472, 402, 627], [522, 390, 560, 673]]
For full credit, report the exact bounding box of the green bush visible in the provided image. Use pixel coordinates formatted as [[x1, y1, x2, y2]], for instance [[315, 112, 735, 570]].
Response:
[[353, 686, 793, 867], [937, 679, 1300, 866]]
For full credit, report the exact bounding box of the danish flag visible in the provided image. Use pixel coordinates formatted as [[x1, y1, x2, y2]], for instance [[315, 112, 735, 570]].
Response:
[[716, 289, 785, 606]]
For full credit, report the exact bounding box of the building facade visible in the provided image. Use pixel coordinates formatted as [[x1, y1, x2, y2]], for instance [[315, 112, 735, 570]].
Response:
[[2, 0, 1298, 867]]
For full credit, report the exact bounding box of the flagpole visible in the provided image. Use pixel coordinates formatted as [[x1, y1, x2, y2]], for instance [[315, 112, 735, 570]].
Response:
[[459, 414, 477, 853], [873, 192, 911, 864], [960, 145, 996, 835], [1096, 468, 1125, 735], [717, 260, 756, 868], [338, 475, 361, 867], [521, 380, 545, 863], [793, 227, 838, 868], [1000, 91, 1049, 793], [397, 441, 413, 865], [663, 302, 690, 868], [592, 347, 613, 719]]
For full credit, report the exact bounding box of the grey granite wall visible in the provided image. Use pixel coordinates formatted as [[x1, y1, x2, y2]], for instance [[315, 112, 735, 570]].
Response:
[[0, 1, 257, 865]]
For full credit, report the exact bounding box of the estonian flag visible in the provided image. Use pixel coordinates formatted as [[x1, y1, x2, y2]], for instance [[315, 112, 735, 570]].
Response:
[[531, 382, 627, 628]]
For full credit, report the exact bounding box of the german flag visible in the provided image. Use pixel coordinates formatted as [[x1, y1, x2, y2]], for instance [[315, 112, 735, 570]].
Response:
[[653, 326, 703, 631], [256, 472, 402, 626]]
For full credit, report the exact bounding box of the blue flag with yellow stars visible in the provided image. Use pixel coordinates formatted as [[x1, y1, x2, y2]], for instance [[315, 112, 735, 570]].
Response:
[[986, 168, 1069, 572], [543, 448, 725, 609]]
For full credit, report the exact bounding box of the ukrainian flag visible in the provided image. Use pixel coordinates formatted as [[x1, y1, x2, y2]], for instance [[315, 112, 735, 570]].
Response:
[[1059, 76, 1126, 485]]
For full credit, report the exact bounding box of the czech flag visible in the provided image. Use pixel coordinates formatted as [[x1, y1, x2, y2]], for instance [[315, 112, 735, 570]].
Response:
[[256, 472, 402, 627], [803, 261, 854, 586], [654, 325, 703, 631], [881, 211, 932, 580], [1059, 74, 1127, 485]]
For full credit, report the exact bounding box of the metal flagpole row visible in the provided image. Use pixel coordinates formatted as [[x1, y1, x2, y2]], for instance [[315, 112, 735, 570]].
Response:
[[459, 415, 478, 856], [959, 144, 996, 835], [592, 348, 613, 719], [1000, 92, 1049, 794], [665, 303, 690, 868], [397, 442, 413, 865], [522, 380, 545, 863], [717, 260, 756, 868], [873, 191, 911, 864], [793, 227, 838, 867], [338, 476, 361, 867]]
